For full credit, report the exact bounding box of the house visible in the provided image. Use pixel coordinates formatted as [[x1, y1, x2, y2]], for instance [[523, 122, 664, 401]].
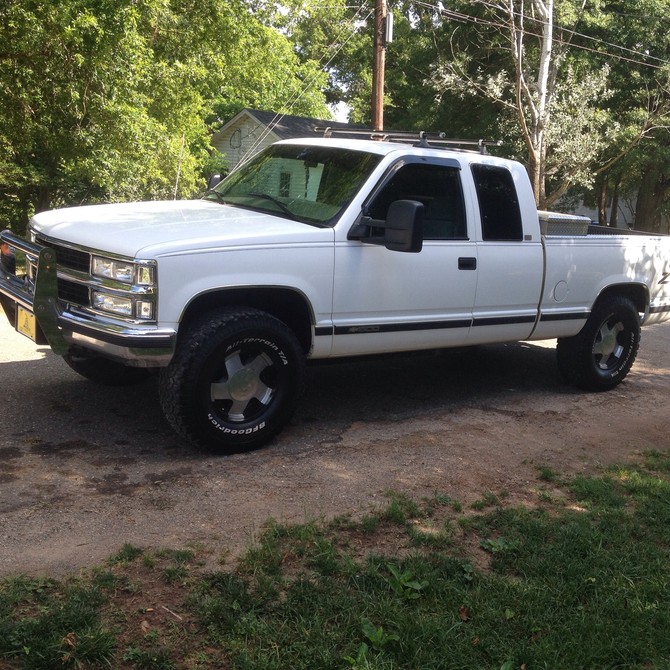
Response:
[[210, 109, 360, 172]]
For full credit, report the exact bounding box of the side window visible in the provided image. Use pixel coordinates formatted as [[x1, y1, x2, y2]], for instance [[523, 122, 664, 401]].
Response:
[[471, 164, 523, 241], [367, 163, 467, 240]]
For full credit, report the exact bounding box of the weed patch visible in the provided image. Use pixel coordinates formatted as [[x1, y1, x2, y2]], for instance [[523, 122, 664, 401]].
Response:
[[2, 451, 670, 668]]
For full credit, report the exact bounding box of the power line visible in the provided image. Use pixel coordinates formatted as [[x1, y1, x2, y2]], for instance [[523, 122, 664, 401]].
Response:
[[413, 0, 670, 70], [476, 0, 670, 66]]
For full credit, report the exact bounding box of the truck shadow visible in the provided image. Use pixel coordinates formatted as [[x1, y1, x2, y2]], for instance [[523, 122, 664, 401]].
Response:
[[1, 340, 563, 460], [1, 352, 177, 458], [296, 341, 562, 430]]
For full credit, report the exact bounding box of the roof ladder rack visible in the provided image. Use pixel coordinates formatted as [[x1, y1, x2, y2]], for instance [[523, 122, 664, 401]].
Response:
[[313, 127, 501, 154]]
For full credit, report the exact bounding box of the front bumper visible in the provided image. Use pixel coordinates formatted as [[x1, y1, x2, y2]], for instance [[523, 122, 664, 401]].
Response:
[[0, 229, 175, 366]]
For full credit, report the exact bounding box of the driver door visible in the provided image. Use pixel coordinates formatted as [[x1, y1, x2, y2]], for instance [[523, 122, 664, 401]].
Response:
[[331, 159, 478, 356]]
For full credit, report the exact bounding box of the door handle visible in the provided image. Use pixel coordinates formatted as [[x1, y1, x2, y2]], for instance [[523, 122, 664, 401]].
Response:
[[458, 257, 477, 270]]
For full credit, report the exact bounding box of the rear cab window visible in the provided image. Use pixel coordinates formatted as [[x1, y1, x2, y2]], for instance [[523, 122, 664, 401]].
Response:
[[471, 164, 523, 241]]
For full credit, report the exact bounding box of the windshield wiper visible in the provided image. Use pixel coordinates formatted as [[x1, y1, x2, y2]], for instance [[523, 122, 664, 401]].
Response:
[[203, 190, 228, 204], [249, 192, 298, 220]]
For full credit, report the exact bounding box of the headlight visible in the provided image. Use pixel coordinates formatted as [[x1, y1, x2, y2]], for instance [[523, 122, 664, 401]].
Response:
[[92, 256, 155, 285], [89, 255, 157, 321], [92, 291, 133, 316], [91, 291, 156, 320], [92, 256, 135, 282]]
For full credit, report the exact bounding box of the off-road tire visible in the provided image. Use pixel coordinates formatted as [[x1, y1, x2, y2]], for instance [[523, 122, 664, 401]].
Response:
[[556, 296, 641, 391], [63, 352, 151, 386], [159, 307, 304, 453]]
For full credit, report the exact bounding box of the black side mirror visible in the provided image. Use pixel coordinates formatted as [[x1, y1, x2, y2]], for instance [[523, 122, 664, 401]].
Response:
[[383, 200, 424, 253], [207, 173, 223, 190]]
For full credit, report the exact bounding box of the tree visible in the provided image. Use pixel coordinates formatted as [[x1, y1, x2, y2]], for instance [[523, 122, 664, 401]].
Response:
[[630, 132, 670, 233], [0, 0, 329, 234], [247, 0, 376, 123], [421, 0, 670, 218], [427, 0, 612, 207], [576, 0, 670, 231], [274, 0, 670, 228]]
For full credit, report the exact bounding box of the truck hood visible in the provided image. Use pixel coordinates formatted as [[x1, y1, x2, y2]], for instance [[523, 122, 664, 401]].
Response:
[[31, 199, 333, 258]]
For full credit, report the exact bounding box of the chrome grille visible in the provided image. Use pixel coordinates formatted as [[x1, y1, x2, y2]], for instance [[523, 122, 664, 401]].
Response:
[[34, 236, 92, 307], [36, 237, 90, 272], [57, 279, 90, 306]]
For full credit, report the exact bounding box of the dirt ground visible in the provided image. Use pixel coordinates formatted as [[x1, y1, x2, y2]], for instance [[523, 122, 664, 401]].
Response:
[[1, 316, 669, 578]]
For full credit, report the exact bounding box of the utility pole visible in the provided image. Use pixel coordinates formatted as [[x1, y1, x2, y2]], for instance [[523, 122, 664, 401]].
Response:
[[371, 0, 387, 131]]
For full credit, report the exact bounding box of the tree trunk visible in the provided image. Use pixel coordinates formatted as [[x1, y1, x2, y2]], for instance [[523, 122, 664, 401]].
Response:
[[36, 185, 51, 214], [508, 0, 554, 208], [527, 150, 542, 207], [15, 186, 34, 236], [597, 179, 607, 225], [608, 178, 620, 228], [634, 166, 669, 232]]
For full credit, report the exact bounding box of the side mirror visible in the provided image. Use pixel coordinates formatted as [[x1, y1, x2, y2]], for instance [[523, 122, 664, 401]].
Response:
[[383, 200, 423, 253], [207, 173, 223, 190]]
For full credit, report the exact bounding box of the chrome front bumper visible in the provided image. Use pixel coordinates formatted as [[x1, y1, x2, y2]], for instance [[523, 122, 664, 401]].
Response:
[[0, 229, 175, 366]]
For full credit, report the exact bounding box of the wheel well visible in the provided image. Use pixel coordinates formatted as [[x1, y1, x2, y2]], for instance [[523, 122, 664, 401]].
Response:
[[179, 288, 314, 354], [594, 284, 648, 315]]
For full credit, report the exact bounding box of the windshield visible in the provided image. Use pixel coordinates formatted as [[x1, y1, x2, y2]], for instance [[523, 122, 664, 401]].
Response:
[[204, 144, 383, 226]]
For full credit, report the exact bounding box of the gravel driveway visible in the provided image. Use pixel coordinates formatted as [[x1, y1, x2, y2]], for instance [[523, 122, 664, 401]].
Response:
[[2, 316, 669, 577]]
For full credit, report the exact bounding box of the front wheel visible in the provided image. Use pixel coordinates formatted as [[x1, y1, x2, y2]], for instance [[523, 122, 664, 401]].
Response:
[[159, 308, 304, 453], [556, 296, 641, 391]]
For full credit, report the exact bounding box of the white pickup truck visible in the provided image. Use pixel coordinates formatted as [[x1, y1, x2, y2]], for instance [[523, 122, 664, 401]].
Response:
[[2, 132, 669, 452]]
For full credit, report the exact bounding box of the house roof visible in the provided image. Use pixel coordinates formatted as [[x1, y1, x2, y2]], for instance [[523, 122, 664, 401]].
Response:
[[212, 108, 364, 144]]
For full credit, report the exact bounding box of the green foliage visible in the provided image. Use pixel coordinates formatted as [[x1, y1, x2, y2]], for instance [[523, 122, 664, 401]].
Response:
[[378, 491, 421, 524], [479, 536, 519, 555], [385, 563, 428, 600], [570, 474, 627, 509], [342, 640, 371, 669], [360, 617, 399, 650], [187, 455, 670, 669], [254, 0, 373, 113], [6, 0, 668, 234], [270, 0, 670, 219], [644, 449, 670, 473], [537, 464, 560, 482], [0, 0, 329, 233]]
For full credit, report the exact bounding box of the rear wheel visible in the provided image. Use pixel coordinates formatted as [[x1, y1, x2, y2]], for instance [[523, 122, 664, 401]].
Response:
[[159, 307, 304, 453], [556, 296, 641, 391]]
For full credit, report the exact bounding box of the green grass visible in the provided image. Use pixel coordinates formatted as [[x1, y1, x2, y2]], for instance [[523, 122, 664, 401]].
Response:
[[3, 453, 670, 669], [0, 576, 116, 669]]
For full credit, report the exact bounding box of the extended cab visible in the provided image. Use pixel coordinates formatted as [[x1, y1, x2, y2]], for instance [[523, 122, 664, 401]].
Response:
[[1, 132, 669, 452]]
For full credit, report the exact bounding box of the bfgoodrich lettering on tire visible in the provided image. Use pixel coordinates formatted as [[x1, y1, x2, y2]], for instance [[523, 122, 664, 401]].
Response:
[[556, 295, 641, 391], [159, 307, 304, 453]]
